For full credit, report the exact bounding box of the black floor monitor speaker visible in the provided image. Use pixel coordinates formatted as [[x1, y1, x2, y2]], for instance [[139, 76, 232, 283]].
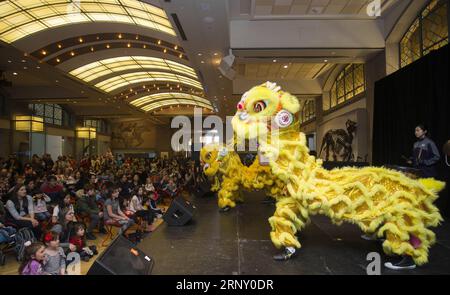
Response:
[[87, 235, 154, 275], [163, 197, 196, 226], [194, 179, 211, 198]]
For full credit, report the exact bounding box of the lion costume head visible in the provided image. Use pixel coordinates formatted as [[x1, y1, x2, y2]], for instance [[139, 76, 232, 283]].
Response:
[[231, 82, 302, 142]]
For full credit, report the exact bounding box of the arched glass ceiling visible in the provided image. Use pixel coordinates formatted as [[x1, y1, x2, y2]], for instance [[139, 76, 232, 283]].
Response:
[[95, 71, 204, 93], [69, 56, 198, 82], [0, 0, 176, 43], [130, 93, 211, 108], [142, 99, 213, 113]]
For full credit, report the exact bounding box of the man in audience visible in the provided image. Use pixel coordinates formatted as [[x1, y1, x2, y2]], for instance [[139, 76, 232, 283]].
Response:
[[40, 175, 64, 203], [75, 184, 103, 240]]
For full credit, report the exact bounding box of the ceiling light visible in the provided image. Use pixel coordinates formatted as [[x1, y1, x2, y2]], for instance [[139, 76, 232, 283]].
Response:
[[158, 40, 162, 45], [55, 80, 59, 83], [70, 52, 75, 56], [36, 66, 40, 69], [283, 65, 288, 69], [135, 35, 139, 40], [273, 59, 277, 63], [57, 44, 62, 49], [91, 47, 94, 52], [56, 58, 61, 63], [214, 53, 218, 56], [23, 66, 27, 70], [106, 44, 110, 48], [127, 43, 131, 48], [12, 72, 18, 76], [78, 37, 83, 43], [163, 49, 167, 53], [118, 34, 122, 39], [179, 54, 183, 58], [7, 60, 11, 63], [143, 45, 147, 49], [201, 61, 205, 64], [41, 50, 47, 56], [21, 59, 26, 63], [198, 53, 202, 56], [324, 59, 328, 63], [174, 45, 178, 50]]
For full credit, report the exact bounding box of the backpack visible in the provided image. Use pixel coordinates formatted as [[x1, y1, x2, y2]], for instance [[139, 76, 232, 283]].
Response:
[[14, 228, 36, 262]]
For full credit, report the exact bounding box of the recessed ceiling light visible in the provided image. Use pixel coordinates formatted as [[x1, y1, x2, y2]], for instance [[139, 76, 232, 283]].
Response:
[[12, 72, 18, 76], [324, 59, 328, 63], [198, 53, 202, 56], [283, 65, 288, 68], [78, 37, 83, 43], [55, 80, 59, 83], [36, 66, 40, 69], [23, 66, 27, 70], [57, 44, 62, 49], [7, 60, 12, 63], [41, 50, 47, 56], [21, 59, 26, 63], [273, 59, 277, 63], [214, 53, 218, 56], [201, 61, 205, 64], [70, 52, 75, 56]]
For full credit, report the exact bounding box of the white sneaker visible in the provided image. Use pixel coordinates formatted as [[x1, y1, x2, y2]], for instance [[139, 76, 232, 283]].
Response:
[[384, 256, 416, 270]]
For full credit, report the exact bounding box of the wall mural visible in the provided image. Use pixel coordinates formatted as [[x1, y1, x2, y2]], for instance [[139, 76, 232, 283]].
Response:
[[319, 120, 358, 162], [111, 120, 150, 149]]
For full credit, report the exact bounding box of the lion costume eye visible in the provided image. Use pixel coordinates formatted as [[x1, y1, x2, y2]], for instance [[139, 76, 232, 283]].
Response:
[[253, 101, 267, 113], [206, 152, 211, 160]]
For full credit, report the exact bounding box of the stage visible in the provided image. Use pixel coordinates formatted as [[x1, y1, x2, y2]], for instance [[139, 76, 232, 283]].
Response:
[[138, 192, 450, 275]]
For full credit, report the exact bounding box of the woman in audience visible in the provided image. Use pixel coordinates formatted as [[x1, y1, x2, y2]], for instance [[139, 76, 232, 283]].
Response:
[[5, 185, 41, 238]]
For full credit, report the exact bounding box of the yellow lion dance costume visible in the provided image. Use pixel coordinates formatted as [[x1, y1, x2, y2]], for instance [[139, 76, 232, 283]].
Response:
[[231, 81, 444, 266], [200, 143, 286, 210]]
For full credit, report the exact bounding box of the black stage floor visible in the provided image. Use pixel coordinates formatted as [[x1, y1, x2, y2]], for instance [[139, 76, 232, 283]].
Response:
[[138, 191, 450, 275]]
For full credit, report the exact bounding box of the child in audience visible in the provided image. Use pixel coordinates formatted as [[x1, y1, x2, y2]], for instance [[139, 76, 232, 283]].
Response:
[[147, 191, 163, 218], [144, 177, 155, 194], [52, 193, 76, 226], [104, 187, 135, 234], [69, 222, 98, 262], [43, 231, 66, 275], [130, 186, 154, 232], [163, 178, 178, 198], [19, 241, 46, 275], [32, 190, 51, 221]]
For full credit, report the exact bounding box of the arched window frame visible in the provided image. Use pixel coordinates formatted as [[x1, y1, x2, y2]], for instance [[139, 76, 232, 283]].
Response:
[[399, 0, 449, 68], [323, 64, 366, 112]]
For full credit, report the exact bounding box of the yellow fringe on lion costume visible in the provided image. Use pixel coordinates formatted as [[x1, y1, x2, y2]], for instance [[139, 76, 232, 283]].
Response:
[[230, 81, 444, 265], [200, 143, 286, 210]]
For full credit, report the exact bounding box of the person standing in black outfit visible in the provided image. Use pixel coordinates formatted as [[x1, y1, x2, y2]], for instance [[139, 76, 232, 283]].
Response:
[[407, 124, 440, 178]]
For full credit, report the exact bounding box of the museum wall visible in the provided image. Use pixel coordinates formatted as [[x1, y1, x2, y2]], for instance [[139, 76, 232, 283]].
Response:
[[110, 118, 174, 156], [317, 99, 369, 162], [0, 118, 10, 158]]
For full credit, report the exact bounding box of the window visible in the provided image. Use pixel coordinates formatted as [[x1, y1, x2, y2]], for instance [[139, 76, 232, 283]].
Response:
[[84, 119, 109, 134], [29, 103, 67, 126], [323, 64, 366, 111], [400, 0, 448, 68], [300, 99, 316, 125]]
